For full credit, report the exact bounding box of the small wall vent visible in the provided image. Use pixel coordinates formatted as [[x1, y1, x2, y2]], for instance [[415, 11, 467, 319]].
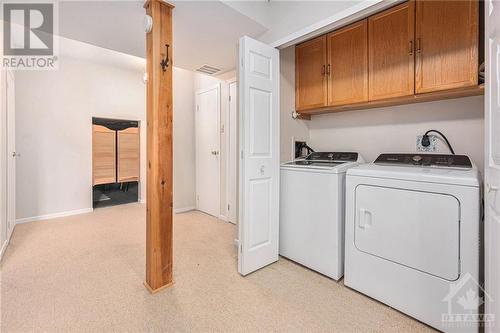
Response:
[[196, 64, 221, 75]]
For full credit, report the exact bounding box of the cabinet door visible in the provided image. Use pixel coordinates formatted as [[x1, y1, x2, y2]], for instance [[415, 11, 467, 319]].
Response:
[[327, 19, 368, 106], [92, 125, 116, 186], [415, 0, 478, 93], [368, 2, 415, 100], [117, 127, 140, 183], [295, 35, 327, 110]]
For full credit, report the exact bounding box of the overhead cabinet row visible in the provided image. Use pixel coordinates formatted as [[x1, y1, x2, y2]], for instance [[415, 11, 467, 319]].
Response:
[[295, 0, 479, 112]]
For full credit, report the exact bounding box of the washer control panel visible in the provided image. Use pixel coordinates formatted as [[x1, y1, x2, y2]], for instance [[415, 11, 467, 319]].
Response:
[[375, 153, 472, 169], [307, 152, 358, 162]]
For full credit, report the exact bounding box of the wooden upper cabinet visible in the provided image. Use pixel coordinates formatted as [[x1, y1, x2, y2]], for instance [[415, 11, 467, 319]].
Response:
[[295, 35, 328, 111], [327, 20, 368, 106], [117, 127, 140, 183], [92, 125, 116, 186], [368, 1, 415, 101], [415, 0, 478, 93]]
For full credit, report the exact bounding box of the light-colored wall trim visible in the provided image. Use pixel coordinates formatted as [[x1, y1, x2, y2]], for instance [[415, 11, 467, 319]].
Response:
[[0, 223, 15, 261], [16, 208, 93, 224], [174, 206, 195, 214], [0, 239, 9, 261], [15, 204, 197, 224], [271, 0, 402, 49]]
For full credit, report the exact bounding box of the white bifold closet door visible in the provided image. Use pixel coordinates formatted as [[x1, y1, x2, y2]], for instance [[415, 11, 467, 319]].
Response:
[[485, 0, 500, 330], [237, 36, 280, 276]]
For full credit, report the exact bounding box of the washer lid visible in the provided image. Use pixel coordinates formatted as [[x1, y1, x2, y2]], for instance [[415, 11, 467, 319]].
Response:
[[347, 163, 480, 187], [281, 151, 363, 173], [281, 161, 359, 173]]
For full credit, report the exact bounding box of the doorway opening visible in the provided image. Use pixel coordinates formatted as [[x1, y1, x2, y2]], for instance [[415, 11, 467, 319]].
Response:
[[92, 117, 140, 209]]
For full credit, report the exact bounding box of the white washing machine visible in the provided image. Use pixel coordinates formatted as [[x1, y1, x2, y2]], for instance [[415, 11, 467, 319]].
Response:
[[280, 152, 364, 280], [345, 153, 481, 333]]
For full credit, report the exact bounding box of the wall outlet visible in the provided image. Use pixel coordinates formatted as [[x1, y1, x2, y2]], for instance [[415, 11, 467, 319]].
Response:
[[416, 135, 437, 152]]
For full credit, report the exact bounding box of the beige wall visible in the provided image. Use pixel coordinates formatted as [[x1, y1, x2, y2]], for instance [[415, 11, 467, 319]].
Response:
[[15, 37, 197, 221], [280, 46, 310, 162], [173, 67, 196, 210], [279, 45, 485, 171]]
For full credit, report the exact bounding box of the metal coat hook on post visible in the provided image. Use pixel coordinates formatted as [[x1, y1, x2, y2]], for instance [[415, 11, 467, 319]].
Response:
[[160, 44, 170, 72]]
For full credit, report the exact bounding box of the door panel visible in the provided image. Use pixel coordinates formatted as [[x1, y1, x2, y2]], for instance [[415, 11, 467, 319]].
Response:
[[295, 36, 327, 111], [248, 178, 271, 249], [327, 20, 368, 106], [92, 125, 116, 186], [415, 0, 478, 93], [195, 85, 220, 217], [238, 36, 279, 276], [368, 2, 415, 100], [249, 88, 271, 155], [354, 185, 460, 281], [117, 127, 140, 183], [485, 0, 500, 330]]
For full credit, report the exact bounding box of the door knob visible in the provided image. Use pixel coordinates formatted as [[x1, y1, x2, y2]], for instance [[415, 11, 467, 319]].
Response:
[[260, 165, 265, 175], [211, 150, 219, 155], [487, 183, 500, 214], [487, 184, 498, 193], [12, 152, 20, 157]]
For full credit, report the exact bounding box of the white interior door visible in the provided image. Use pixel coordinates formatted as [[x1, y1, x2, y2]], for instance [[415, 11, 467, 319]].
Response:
[[485, 0, 500, 329], [195, 84, 220, 217], [238, 36, 280, 276], [6, 71, 15, 238], [227, 81, 238, 224]]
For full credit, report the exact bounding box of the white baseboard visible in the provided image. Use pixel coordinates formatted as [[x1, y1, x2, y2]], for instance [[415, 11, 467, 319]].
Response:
[[0, 240, 9, 260], [173, 206, 195, 214], [16, 208, 94, 224], [0, 223, 16, 261]]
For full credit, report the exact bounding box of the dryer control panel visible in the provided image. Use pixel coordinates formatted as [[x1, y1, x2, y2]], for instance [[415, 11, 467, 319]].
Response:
[[374, 153, 472, 169], [307, 152, 358, 162]]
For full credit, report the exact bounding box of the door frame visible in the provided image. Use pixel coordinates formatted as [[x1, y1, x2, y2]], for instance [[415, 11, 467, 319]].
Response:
[[195, 83, 221, 217], [225, 79, 238, 224], [6, 70, 15, 241], [89, 117, 143, 210], [1, 68, 15, 260]]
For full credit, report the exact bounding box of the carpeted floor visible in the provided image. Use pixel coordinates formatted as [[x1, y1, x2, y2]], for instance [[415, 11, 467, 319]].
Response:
[[0, 203, 435, 332]]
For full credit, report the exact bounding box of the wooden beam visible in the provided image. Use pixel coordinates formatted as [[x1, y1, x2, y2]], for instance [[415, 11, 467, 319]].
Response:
[[144, 0, 174, 293]]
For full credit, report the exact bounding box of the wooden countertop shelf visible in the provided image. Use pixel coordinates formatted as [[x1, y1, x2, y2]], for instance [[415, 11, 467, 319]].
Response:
[[298, 84, 484, 118]]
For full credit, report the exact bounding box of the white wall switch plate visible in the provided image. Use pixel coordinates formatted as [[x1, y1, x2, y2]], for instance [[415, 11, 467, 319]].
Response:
[[416, 135, 437, 152]]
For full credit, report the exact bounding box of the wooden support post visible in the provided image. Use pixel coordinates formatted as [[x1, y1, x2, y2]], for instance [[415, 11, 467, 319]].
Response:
[[144, 0, 174, 294]]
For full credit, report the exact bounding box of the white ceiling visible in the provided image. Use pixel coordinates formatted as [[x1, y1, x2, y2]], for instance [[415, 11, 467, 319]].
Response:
[[172, 1, 267, 74], [58, 1, 368, 74], [59, 1, 267, 74], [223, 1, 358, 45]]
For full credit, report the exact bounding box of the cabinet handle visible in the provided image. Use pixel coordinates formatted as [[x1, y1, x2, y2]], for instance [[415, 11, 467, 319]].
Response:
[[409, 40, 413, 56], [327, 64, 331, 75], [416, 38, 421, 53], [321, 65, 326, 75]]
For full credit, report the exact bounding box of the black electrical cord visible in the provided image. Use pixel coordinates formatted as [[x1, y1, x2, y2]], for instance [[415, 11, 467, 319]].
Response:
[[422, 130, 455, 155]]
